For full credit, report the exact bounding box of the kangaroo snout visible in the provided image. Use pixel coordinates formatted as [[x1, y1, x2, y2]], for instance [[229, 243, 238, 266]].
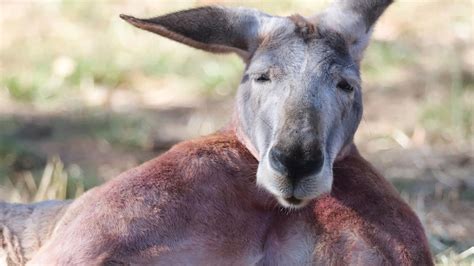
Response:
[[269, 144, 324, 183], [261, 135, 329, 209]]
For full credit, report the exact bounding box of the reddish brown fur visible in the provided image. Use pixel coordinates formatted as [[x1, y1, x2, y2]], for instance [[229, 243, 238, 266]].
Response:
[[28, 130, 433, 265], [314, 148, 433, 264]]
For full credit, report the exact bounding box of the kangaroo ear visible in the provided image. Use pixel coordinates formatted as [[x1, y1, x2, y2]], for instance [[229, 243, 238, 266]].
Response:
[[120, 6, 269, 60], [318, 0, 393, 62]]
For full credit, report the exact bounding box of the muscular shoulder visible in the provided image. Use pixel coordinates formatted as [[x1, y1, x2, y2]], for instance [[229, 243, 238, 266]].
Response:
[[65, 132, 259, 218], [312, 153, 433, 264], [114, 132, 255, 183]]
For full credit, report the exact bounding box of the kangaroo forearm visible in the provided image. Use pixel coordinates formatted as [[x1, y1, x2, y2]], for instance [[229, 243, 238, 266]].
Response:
[[0, 200, 71, 265]]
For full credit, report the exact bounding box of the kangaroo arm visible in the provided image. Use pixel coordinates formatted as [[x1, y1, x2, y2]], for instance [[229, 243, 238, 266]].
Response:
[[0, 200, 71, 265]]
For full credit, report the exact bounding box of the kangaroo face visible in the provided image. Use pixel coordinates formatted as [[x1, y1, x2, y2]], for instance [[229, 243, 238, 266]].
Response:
[[121, 0, 391, 208], [235, 18, 363, 208]]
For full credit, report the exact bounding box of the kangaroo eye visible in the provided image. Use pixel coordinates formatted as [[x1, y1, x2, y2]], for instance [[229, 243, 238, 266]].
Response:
[[337, 79, 354, 93], [255, 73, 271, 83]]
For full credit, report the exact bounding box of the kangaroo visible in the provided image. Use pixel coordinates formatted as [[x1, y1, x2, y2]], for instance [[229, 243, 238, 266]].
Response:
[[1, 0, 433, 265]]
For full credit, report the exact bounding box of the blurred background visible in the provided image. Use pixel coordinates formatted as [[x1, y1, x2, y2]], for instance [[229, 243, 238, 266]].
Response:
[[0, 0, 472, 264]]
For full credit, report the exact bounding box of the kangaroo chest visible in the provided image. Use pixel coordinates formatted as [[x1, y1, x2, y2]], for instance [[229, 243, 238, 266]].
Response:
[[145, 209, 319, 265]]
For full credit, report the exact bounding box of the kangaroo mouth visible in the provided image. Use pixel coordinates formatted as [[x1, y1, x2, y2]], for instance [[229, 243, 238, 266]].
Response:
[[284, 196, 302, 205], [276, 195, 310, 209]]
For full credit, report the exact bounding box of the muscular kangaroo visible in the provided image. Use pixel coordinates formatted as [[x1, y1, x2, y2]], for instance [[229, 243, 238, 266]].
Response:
[[1, 0, 433, 265]]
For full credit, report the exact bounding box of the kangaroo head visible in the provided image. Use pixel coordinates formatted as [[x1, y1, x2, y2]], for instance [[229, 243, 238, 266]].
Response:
[[121, 0, 392, 208]]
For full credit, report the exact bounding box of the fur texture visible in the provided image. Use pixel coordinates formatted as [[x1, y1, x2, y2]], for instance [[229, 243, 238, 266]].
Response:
[[20, 131, 432, 265]]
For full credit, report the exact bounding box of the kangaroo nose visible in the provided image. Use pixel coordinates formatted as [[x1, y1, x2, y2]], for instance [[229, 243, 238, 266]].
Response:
[[269, 146, 324, 181]]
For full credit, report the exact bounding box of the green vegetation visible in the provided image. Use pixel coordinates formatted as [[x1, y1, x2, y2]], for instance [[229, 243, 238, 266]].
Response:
[[421, 50, 474, 142]]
